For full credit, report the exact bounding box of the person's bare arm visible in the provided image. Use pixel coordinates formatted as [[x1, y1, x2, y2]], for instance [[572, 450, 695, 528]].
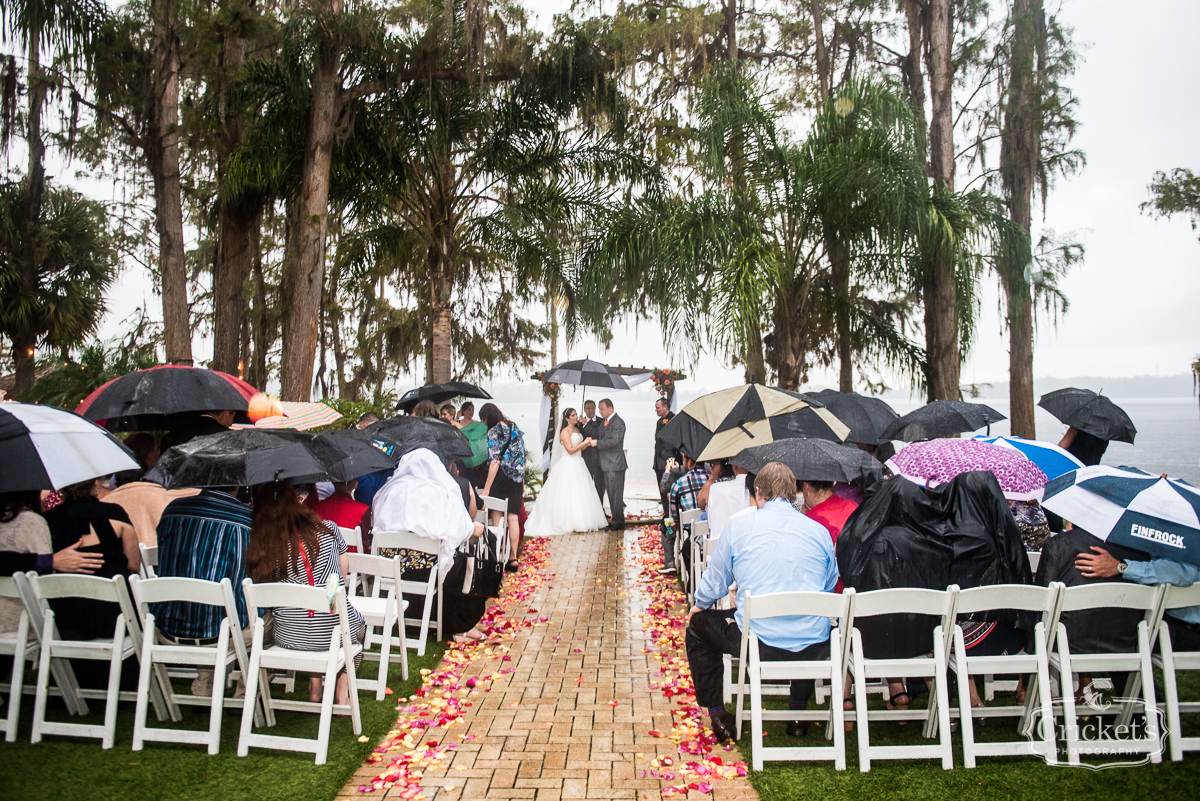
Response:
[[117, 521, 141, 574], [482, 461, 500, 496], [697, 464, 721, 510], [1058, 426, 1078, 450], [560, 429, 587, 455], [52, 540, 105, 574]]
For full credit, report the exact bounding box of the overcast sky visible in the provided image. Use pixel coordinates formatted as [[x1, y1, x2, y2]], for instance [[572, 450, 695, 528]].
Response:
[[87, 0, 1199, 395]]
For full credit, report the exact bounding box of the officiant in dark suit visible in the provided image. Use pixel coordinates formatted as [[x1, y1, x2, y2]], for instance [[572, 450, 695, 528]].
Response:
[[579, 399, 605, 500], [596, 398, 628, 530], [653, 398, 680, 520]]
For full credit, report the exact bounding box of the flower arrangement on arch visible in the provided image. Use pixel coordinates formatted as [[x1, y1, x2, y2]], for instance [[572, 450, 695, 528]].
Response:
[[651, 368, 686, 399], [532, 371, 561, 402]]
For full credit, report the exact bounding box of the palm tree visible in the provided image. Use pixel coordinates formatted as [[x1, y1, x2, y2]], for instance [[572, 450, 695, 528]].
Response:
[[0, 180, 117, 392], [330, 17, 658, 385], [0, 0, 105, 393], [577, 68, 928, 391]]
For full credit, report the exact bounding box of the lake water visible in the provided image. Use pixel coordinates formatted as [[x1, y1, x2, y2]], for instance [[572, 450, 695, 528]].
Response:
[[495, 391, 1200, 513]]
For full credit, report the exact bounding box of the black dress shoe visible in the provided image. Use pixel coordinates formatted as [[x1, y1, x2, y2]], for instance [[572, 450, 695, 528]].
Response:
[[605, 522, 626, 531], [786, 720, 809, 738], [710, 710, 738, 743]]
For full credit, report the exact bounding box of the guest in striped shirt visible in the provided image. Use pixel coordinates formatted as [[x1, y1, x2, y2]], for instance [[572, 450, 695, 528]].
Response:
[[248, 481, 366, 705], [154, 487, 253, 696]]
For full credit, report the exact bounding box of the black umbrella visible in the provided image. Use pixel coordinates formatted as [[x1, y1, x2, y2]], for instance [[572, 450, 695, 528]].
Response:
[[879, 400, 1006, 442], [353, 416, 474, 462], [807, 390, 900, 446], [395, 382, 492, 413], [156, 429, 395, 488], [158, 429, 327, 488], [541, 359, 631, 390], [1038, 388, 1137, 444], [730, 439, 882, 483], [75, 365, 257, 431]]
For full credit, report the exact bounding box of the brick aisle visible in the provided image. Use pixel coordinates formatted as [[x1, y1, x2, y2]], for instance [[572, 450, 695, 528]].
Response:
[[340, 529, 758, 801]]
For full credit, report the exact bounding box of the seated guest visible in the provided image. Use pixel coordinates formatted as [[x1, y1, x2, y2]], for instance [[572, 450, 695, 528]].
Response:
[[248, 480, 365, 705], [107, 436, 200, 545], [1035, 522, 1149, 706], [43, 478, 141, 639], [0, 492, 51, 633], [660, 453, 710, 577], [1075, 547, 1200, 653], [373, 449, 486, 642], [800, 478, 858, 595], [685, 462, 839, 742], [699, 463, 753, 540], [154, 485, 253, 696], [312, 480, 372, 551]]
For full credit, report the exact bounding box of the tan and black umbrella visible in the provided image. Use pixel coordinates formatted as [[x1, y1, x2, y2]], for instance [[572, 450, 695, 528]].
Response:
[[656, 384, 850, 462]]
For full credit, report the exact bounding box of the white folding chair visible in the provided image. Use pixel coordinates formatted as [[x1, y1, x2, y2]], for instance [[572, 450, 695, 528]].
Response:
[[1050, 582, 1167, 766], [128, 575, 260, 754], [237, 578, 362, 765], [0, 575, 39, 742], [338, 526, 364, 553], [347, 553, 409, 699], [138, 544, 158, 579], [1156, 583, 1200, 761], [950, 583, 1064, 767], [732, 590, 855, 770], [678, 508, 702, 575], [848, 586, 959, 772], [27, 573, 162, 748], [478, 495, 511, 563], [686, 519, 709, 604], [11, 572, 86, 720], [371, 530, 442, 655]]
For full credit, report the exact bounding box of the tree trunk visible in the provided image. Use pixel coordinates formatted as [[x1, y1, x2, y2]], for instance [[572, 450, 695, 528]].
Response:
[[279, 4, 342, 401], [743, 325, 766, 385], [809, 1, 830, 99], [247, 220, 270, 390], [725, 0, 738, 63], [924, 0, 959, 401], [829, 238, 853, 391], [902, 0, 928, 159], [149, 0, 192, 366], [1001, 0, 1041, 438], [428, 238, 454, 383], [212, 27, 251, 376], [14, 22, 45, 397]]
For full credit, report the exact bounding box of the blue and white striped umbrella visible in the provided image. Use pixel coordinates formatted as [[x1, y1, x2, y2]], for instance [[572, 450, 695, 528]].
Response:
[[973, 435, 1084, 480], [1041, 465, 1200, 566]]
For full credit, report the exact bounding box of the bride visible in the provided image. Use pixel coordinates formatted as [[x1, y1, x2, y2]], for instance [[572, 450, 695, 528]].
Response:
[[525, 408, 610, 536]]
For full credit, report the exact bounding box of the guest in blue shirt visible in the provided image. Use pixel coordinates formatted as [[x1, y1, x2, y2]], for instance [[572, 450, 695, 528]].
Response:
[[1075, 546, 1200, 651], [685, 462, 839, 743]]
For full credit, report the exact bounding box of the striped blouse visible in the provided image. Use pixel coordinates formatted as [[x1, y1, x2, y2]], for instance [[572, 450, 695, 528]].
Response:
[[269, 523, 366, 658]]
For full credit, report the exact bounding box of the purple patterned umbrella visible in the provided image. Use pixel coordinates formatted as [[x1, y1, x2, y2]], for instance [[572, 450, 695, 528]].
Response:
[[885, 438, 1049, 502]]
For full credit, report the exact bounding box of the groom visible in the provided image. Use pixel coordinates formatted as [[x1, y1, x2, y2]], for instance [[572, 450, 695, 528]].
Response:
[[596, 398, 627, 531]]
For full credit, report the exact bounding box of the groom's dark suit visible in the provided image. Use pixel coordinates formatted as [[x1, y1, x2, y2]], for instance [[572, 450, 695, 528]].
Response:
[[579, 414, 605, 500]]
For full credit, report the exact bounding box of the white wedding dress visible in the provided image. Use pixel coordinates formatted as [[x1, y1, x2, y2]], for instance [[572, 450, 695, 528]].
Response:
[[525, 431, 609, 536]]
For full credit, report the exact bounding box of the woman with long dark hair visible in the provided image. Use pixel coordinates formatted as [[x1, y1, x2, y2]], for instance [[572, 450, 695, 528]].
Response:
[[479, 403, 527, 570], [247, 480, 366, 705]]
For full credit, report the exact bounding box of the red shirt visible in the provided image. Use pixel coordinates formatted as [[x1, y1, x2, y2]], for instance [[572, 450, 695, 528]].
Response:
[[312, 495, 369, 551], [805, 495, 858, 593]]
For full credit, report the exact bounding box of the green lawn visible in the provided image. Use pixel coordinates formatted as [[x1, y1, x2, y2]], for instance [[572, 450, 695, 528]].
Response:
[[0, 644, 445, 801], [741, 671, 1200, 801]]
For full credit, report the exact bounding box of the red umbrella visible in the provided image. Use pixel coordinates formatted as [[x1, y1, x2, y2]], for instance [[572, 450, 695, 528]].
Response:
[[76, 366, 259, 431]]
